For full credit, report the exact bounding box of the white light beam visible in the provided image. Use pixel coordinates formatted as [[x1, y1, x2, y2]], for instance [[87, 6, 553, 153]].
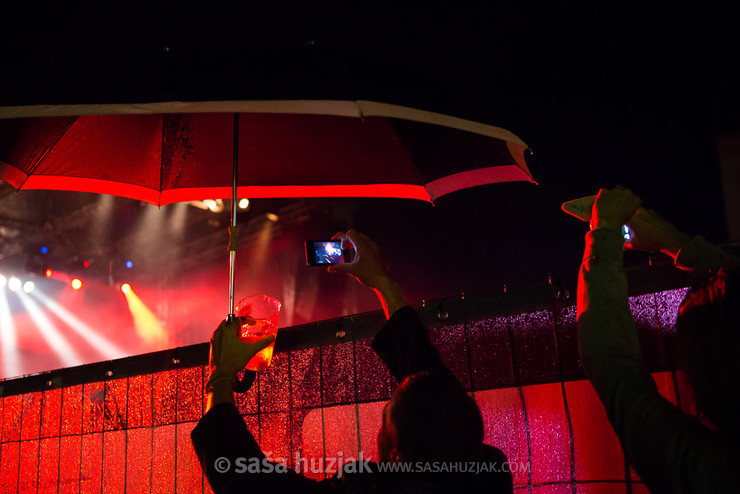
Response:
[[0, 287, 21, 377], [31, 290, 127, 360], [17, 289, 84, 367]]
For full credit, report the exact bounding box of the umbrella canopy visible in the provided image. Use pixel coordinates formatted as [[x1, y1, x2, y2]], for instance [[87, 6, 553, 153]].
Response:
[[0, 100, 534, 206]]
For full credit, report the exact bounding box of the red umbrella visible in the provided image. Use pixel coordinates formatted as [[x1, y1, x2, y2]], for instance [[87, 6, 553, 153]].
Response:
[[0, 99, 535, 315]]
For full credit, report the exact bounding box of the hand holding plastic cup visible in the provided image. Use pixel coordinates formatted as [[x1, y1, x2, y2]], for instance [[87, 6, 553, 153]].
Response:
[[235, 295, 282, 371]]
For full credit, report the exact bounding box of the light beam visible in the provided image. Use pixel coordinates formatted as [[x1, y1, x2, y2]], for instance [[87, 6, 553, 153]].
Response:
[[120, 285, 168, 349], [0, 286, 20, 377], [17, 289, 83, 367], [31, 290, 127, 360]]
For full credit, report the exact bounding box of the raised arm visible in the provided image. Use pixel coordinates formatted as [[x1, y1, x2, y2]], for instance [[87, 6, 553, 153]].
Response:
[[578, 187, 731, 492], [328, 230, 456, 384], [626, 206, 740, 275], [193, 319, 336, 493], [328, 229, 408, 319]]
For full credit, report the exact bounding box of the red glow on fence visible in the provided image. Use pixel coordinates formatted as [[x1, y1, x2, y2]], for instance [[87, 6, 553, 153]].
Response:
[[0, 289, 691, 492]]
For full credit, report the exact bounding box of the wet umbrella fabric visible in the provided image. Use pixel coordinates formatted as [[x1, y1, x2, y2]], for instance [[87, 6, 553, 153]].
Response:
[[0, 100, 534, 206]]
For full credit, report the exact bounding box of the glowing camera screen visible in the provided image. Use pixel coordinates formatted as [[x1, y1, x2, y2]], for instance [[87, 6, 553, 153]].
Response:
[[313, 241, 343, 264]]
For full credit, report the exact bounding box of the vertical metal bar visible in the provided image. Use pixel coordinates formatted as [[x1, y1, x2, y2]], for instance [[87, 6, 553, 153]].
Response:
[[229, 113, 239, 319]]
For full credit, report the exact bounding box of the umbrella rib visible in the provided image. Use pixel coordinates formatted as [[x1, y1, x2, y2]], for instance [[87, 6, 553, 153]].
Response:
[[383, 118, 435, 205], [18, 116, 79, 190], [353, 100, 364, 119]]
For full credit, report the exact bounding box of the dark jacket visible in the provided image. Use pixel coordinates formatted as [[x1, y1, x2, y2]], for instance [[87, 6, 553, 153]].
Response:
[[192, 306, 513, 493]]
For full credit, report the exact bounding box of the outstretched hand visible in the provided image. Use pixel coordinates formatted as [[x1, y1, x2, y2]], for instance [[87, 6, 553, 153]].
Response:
[[208, 316, 274, 377], [327, 229, 393, 290], [327, 229, 408, 319], [591, 187, 642, 232], [590, 187, 690, 258]]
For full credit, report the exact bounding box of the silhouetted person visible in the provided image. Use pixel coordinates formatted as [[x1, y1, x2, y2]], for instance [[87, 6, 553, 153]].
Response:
[[577, 187, 740, 493], [330, 230, 512, 487], [192, 229, 513, 493]]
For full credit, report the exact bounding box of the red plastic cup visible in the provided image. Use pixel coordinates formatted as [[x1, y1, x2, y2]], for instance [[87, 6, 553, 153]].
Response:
[[235, 295, 282, 371]]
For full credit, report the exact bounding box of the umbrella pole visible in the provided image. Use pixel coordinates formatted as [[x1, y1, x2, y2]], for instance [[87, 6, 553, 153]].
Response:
[[229, 113, 256, 394], [228, 113, 239, 321]]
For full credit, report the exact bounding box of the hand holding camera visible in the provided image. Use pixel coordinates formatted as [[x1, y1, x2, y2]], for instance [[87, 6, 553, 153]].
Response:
[[320, 229, 408, 319], [562, 187, 691, 258], [325, 230, 393, 289]]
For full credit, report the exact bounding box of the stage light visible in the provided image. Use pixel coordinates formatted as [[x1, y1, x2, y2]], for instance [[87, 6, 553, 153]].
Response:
[[8, 277, 21, 292], [83, 261, 90, 268], [0, 275, 6, 288], [0, 286, 20, 376], [40, 246, 48, 254], [189, 199, 225, 213], [23, 281, 35, 293], [238, 198, 250, 209], [125, 261, 134, 269], [120, 282, 168, 348], [45, 269, 53, 278], [209, 199, 225, 213], [266, 212, 279, 222], [71, 278, 82, 290]]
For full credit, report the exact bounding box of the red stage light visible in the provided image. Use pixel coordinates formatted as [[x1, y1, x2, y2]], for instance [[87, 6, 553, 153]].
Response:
[[83, 261, 90, 268], [45, 268, 53, 278], [121, 283, 131, 294], [71, 279, 82, 290]]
